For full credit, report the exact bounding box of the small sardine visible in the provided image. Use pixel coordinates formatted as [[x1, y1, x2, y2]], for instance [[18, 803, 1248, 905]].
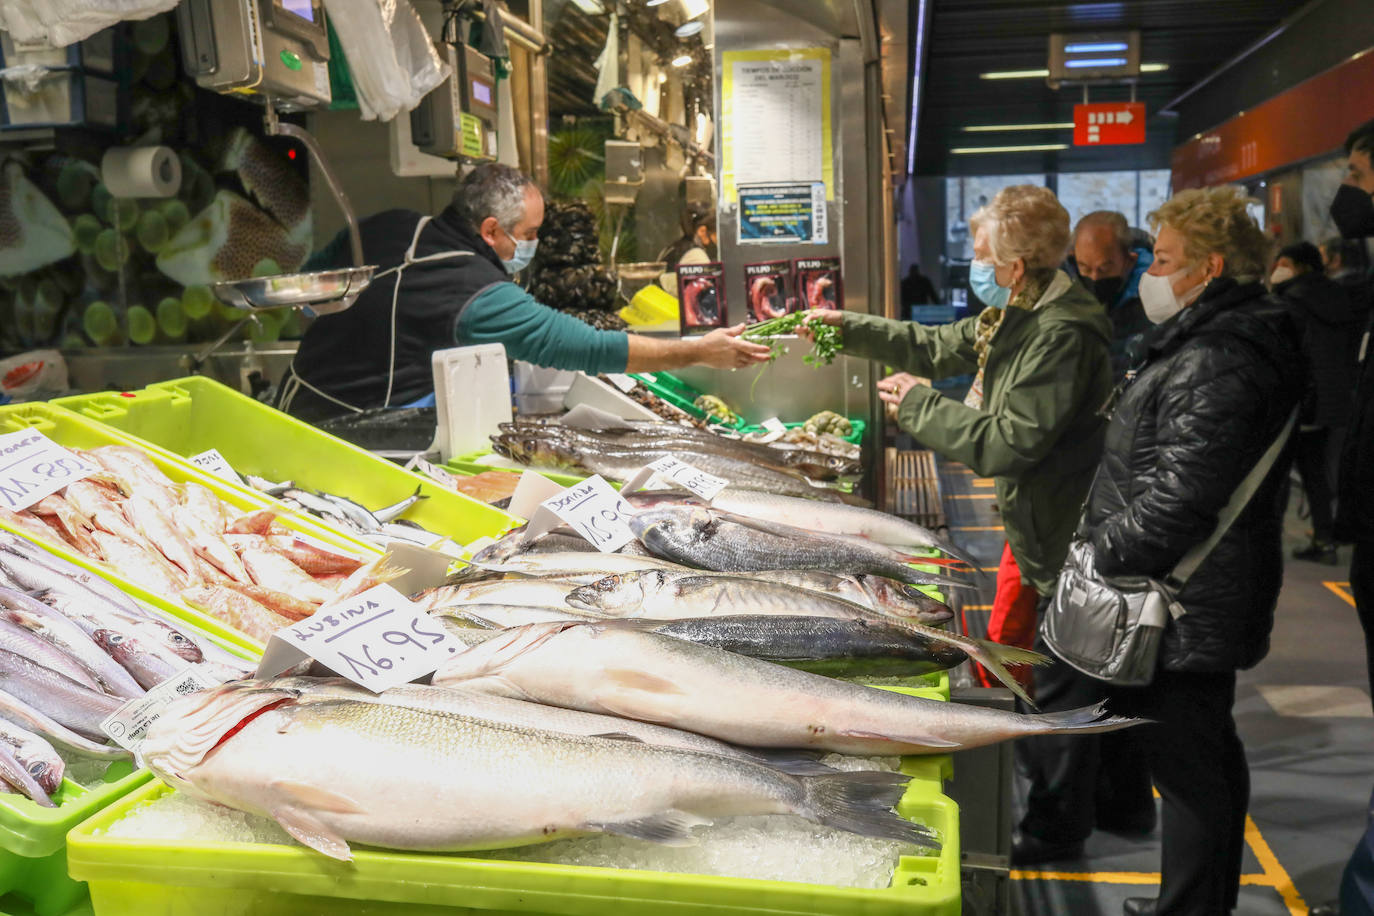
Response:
[[0, 738, 54, 807], [0, 717, 64, 795], [0, 647, 124, 739], [373, 486, 427, 524], [0, 687, 129, 759]]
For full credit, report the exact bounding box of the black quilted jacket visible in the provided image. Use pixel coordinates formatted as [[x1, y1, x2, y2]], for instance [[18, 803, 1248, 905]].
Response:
[[1083, 278, 1304, 672]]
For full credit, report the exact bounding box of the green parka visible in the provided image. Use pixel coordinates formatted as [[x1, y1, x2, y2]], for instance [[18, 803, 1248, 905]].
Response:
[[842, 275, 1113, 594]]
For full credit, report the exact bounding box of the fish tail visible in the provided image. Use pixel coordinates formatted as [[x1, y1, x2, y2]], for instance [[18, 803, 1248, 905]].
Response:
[[798, 770, 941, 849], [944, 637, 1047, 709], [1032, 701, 1143, 735], [750, 748, 837, 776]]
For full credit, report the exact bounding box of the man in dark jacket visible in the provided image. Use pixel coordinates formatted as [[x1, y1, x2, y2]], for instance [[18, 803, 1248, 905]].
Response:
[[1070, 210, 1155, 379], [1271, 240, 1359, 563], [280, 165, 766, 421]]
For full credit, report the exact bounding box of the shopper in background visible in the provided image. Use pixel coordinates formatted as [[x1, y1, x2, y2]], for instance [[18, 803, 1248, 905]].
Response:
[[280, 167, 767, 421], [1057, 186, 1299, 916], [900, 263, 940, 306], [1070, 210, 1155, 379], [801, 183, 1113, 812], [1270, 240, 1359, 564]]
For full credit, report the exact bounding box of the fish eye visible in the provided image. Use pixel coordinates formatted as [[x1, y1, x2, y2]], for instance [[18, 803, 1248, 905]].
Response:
[[168, 633, 188, 644], [108, 633, 123, 644], [27, 762, 45, 778]]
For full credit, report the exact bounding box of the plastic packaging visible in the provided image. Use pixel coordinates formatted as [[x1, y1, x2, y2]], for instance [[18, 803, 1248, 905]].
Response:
[[0, 0, 175, 48], [321, 0, 451, 122], [0, 349, 67, 402]]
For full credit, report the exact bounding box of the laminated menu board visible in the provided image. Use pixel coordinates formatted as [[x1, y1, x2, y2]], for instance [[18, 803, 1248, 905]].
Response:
[[795, 256, 843, 311], [744, 261, 797, 322], [678, 262, 727, 334]]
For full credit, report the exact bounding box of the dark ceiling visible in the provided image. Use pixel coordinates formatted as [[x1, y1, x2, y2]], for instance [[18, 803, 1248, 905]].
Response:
[[914, 0, 1312, 177]]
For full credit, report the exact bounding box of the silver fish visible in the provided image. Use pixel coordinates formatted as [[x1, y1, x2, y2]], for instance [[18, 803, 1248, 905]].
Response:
[[417, 578, 587, 612], [0, 616, 103, 692], [435, 622, 1138, 755], [0, 533, 149, 619], [92, 629, 180, 690], [0, 647, 124, 739], [0, 717, 63, 796], [0, 688, 128, 759], [750, 570, 955, 623], [630, 507, 968, 589], [0, 739, 54, 807], [143, 681, 934, 861], [432, 604, 601, 629], [0, 589, 145, 698], [465, 551, 685, 583], [373, 486, 427, 524]]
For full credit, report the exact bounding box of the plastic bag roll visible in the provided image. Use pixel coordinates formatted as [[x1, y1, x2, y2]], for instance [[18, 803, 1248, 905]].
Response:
[[100, 146, 181, 198]]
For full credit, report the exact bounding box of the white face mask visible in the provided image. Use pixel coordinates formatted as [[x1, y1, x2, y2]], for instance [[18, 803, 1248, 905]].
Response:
[[1138, 264, 1209, 324], [1269, 266, 1295, 286]]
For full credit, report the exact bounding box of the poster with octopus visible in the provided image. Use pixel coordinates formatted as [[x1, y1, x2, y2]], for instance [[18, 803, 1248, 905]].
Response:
[[743, 261, 797, 322], [794, 256, 843, 311], [677, 262, 726, 334]]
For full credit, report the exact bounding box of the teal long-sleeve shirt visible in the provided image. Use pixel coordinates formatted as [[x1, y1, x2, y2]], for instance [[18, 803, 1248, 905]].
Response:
[[455, 281, 629, 374]]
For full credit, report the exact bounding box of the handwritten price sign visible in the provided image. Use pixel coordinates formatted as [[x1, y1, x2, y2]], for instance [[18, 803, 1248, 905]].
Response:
[[188, 448, 240, 483], [257, 584, 460, 692], [0, 430, 98, 511], [541, 475, 636, 552], [647, 456, 728, 500]]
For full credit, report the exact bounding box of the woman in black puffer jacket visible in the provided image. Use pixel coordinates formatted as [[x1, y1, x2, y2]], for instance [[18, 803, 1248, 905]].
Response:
[[1021, 186, 1304, 916]]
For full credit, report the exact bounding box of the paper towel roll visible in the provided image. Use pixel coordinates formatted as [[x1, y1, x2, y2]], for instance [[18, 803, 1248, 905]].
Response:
[[100, 146, 181, 198]]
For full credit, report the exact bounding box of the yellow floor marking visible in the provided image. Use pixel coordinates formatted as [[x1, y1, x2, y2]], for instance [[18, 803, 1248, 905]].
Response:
[[1245, 815, 1309, 915], [960, 604, 993, 612], [1011, 869, 1163, 883], [973, 478, 996, 487], [951, 525, 1004, 532], [979, 566, 1000, 573], [1325, 581, 1356, 607], [949, 493, 997, 499]]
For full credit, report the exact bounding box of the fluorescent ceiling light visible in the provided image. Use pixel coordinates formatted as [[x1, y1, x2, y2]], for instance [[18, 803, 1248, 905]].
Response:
[[1064, 41, 1128, 53], [1064, 57, 1127, 68], [962, 122, 1073, 132], [675, 20, 704, 37], [950, 143, 1069, 154], [569, 0, 603, 11], [671, 54, 692, 67], [646, 0, 671, 5], [981, 62, 1169, 79]]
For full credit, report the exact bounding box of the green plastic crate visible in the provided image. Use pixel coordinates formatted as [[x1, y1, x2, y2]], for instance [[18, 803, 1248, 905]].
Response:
[[0, 402, 381, 653], [627, 372, 743, 428], [69, 697, 958, 916], [444, 457, 590, 490], [736, 418, 866, 447], [55, 378, 520, 547]]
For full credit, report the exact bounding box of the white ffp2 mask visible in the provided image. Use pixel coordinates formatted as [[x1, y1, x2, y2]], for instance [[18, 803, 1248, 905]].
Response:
[[1138, 268, 1208, 324]]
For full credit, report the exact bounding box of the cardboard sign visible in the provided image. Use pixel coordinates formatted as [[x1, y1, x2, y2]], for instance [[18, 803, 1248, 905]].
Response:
[[0, 430, 98, 511], [187, 448, 240, 483], [645, 456, 728, 501], [743, 261, 798, 323], [403, 454, 460, 491], [256, 584, 461, 693], [537, 475, 635, 552], [794, 257, 843, 312], [678, 262, 727, 334]]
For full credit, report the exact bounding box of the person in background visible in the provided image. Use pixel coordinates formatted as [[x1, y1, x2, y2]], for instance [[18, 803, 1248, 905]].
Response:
[[900, 263, 940, 306], [280, 166, 767, 421], [1271, 240, 1358, 564], [1323, 236, 1374, 324], [801, 184, 1113, 861], [657, 208, 718, 296], [1070, 210, 1155, 379], [1062, 186, 1300, 916], [1311, 118, 1374, 916]]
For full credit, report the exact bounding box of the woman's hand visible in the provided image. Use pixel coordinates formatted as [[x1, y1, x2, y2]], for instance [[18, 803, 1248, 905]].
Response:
[[876, 372, 925, 408], [795, 309, 843, 342]]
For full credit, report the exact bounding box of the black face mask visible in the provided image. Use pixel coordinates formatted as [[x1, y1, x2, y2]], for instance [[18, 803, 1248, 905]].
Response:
[[1330, 183, 1374, 239], [1081, 274, 1125, 307]]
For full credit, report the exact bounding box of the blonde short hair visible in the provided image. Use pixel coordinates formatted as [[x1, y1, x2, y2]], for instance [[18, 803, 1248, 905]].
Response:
[[1147, 186, 1270, 280], [969, 185, 1071, 270]]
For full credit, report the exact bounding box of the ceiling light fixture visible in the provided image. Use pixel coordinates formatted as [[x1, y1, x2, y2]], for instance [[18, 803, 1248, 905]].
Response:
[[646, 0, 671, 5], [980, 62, 1168, 79], [1064, 41, 1128, 53], [671, 54, 693, 67], [568, 0, 604, 11], [1064, 57, 1127, 68], [906, 0, 931, 174], [962, 122, 1073, 132], [950, 143, 1069, 154], [675, 20, 704, 37]]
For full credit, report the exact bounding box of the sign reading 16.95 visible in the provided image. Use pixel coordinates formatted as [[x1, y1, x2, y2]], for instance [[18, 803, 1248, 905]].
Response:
[[0, 430, 99, 511], [541, 475, 636, 552]]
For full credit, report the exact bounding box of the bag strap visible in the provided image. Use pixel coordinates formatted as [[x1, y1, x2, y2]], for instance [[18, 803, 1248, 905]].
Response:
[[1165, 406, 1299, 589]]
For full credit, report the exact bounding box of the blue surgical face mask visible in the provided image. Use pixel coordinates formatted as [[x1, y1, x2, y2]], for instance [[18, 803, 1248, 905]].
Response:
[[501, 236, 538, 275], [969, 259, 1011, 309]]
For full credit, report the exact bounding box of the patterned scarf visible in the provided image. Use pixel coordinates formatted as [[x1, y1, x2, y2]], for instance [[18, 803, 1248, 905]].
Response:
[[963, 271, 1054, 409]]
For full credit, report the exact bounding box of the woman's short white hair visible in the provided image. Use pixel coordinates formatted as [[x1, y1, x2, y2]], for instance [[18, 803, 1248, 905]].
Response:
[[969, 185, 1071, 270]]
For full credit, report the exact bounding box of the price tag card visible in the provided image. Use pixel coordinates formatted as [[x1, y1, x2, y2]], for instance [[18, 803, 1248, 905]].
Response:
[[256, 584, 461, 693], [403, 454, 459, 490], [540, 475, 635, 552], [762, 417, 787, 434], [646, 456, 728, 501], [605, 373, 638, 393], [187, 448, 240, 483], [101, 666, 222, 764], [0, 430, 98, 511]]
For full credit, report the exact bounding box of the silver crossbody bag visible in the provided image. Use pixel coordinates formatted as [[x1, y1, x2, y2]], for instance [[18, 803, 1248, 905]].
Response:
[[1043, 408, 1297, 686]]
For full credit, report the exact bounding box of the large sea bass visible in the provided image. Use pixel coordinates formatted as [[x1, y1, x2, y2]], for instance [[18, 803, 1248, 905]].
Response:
[[142, 680, 937, 861]]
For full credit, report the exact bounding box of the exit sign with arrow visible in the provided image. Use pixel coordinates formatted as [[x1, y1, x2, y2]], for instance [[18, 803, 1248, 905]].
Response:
[[1073, 102, 1146, 146]]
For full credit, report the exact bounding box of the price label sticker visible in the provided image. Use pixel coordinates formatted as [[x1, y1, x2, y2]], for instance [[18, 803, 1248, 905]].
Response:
[[0, 430, 98, 511], [100, 666, 221, 764], [647, 456, 728, 501], [187, 448, 240, 483], [403, 454, 459, 490], [257, 584, 461, 693], [540, 475, 635, 552], [605, 373, 638, 393]]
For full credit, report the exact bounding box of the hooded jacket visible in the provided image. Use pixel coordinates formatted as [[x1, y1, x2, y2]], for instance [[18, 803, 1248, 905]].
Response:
[[1084, 278, 1303, 672], [842, 274, 1113, 595]]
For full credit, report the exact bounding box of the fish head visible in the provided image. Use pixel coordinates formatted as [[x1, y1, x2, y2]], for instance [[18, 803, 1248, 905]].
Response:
[[431, 621, 587, 696], [565, 572, 648, 613], [137, 619, 205, 664], [23, 749, 62, 794], [141, 680, 302, 791]]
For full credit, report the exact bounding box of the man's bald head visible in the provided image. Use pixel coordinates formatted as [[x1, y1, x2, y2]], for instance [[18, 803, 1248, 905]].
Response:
[[1073, 210, 1136, 283]]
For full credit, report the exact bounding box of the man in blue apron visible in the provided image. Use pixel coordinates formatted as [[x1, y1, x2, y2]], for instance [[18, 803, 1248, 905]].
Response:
[[279, 164, 769, 421]]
